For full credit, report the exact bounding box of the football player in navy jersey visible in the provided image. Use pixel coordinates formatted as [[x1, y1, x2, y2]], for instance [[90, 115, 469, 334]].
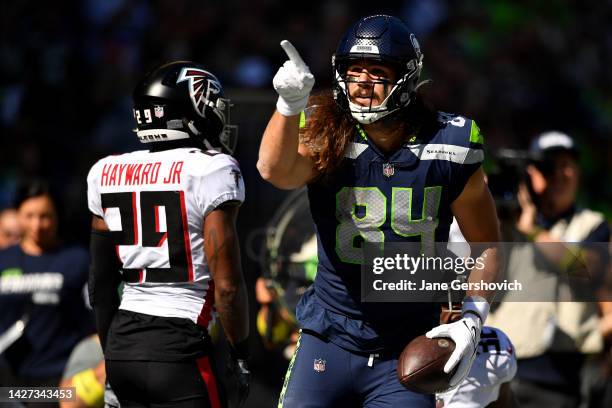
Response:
[[258, 15, 502, 407]]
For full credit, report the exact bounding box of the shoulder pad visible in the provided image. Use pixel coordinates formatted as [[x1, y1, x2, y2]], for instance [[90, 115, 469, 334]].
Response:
[[435, 112, 484, 148]]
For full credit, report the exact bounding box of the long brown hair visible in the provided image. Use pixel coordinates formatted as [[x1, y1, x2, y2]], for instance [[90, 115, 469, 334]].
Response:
[[301, 90, 438, 178], [300, 92, 354, 178]]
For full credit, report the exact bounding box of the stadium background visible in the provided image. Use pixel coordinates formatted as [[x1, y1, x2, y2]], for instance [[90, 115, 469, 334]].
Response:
[[1, 0, 611, 406]]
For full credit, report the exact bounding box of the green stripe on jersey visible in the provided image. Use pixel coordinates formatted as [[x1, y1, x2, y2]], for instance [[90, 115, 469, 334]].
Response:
[[355, 124, 368, 141], [470, 121, 484, 145], [277, 330, 303, 408], [299, 111, 306, 129]]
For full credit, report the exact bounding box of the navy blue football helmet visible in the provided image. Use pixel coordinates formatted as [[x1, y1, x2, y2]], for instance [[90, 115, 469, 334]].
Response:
[[332, 15, 423, 124], [133, 61, 237, 154]]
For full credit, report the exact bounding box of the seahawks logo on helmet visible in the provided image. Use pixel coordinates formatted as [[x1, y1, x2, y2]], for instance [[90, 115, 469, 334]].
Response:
[[176, 67, 222, 118]]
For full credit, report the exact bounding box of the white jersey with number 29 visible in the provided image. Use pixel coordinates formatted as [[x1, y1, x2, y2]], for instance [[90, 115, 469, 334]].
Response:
[[87, 147, 244, 328], [437, 326, 517, 407]]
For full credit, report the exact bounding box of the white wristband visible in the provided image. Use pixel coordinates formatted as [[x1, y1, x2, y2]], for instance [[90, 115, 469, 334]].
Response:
[[276, 95, 309, 117], [461, 296, 490, 324]]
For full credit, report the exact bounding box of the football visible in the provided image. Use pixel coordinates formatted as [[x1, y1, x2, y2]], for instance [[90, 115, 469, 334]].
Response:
[[396, 335, 456, 394]]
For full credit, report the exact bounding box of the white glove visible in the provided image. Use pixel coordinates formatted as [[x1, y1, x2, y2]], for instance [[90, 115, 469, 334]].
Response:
[[273, 40, 315, 116], [426, 297, 489, 388]]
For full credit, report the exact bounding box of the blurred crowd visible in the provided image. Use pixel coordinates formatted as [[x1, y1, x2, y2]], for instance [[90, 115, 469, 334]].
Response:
[[1, 0, 611, 220]]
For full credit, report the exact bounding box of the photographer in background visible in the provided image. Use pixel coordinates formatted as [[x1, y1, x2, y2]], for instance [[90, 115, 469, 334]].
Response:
[[516, 131, 609, 245], [488, 131, 611, 407]]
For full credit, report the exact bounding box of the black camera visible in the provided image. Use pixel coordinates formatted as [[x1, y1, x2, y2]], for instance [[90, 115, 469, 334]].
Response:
[[487, 148, 535, 221]]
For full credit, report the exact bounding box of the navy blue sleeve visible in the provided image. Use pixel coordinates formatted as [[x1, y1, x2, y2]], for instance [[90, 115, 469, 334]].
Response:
[[584, 221, 611, 243]]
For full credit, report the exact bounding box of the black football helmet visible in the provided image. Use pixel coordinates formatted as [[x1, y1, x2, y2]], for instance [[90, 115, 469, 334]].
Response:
[[332, 15, 423, 124], [132, 61, 237, 154]]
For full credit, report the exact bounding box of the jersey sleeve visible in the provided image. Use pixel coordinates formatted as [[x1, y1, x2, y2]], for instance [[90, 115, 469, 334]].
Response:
[[197, 155, 245, 216], [584, 220, 611, 243], [448, 118, 485, 202], [437, 326, 517, 407], [86, 159, 104, 217], [495, 328, 518, 383]]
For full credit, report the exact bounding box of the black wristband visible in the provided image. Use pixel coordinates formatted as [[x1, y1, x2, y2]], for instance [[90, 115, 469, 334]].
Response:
[[229, 338, 250, 360]]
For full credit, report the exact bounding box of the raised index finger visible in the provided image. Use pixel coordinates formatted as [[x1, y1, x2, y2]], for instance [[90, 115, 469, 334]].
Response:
[[280, 40, 307, 69]]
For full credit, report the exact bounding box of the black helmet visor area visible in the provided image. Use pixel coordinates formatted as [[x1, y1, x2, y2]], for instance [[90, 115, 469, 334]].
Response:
[[219, 124, 238, 155], [213, 96, 238, 155]]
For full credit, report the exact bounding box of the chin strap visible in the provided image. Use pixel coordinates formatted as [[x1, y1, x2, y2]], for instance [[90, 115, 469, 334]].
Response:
[[415, 79, 432, 92], [187, 120, 201, 135]]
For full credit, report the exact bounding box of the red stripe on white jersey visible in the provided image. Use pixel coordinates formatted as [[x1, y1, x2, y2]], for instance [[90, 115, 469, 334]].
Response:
[[156, 232, 167, 247], [179, 190, 194, 281], [154, 205, 168, 246], [196, 356, 221, 408], [197, 280, 215, 328], [154, 205, 160, 232], [131, 191, 139, 244]]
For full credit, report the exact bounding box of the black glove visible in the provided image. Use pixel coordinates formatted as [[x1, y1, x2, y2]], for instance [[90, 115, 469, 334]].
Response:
[[228, 339, 250, 408]]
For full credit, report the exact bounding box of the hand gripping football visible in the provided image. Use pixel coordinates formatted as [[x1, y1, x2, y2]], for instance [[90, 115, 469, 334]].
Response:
[[396, 335, 457, 394]]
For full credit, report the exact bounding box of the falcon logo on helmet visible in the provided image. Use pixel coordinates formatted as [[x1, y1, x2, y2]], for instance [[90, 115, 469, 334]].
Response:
[[177, 68, 222, 119]]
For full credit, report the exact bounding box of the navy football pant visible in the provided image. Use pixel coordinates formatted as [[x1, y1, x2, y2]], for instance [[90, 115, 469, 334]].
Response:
[[278, 330, 434, 408]]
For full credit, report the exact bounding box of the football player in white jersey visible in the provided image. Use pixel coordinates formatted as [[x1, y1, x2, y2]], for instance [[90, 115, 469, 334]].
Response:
[[439, 221, 517, 408], [436, 304, 518, 408], [87, 61, 249, 408]]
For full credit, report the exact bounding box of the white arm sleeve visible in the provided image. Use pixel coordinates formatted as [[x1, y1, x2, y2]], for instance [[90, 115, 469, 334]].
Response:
[[86, 160, 104, 217]]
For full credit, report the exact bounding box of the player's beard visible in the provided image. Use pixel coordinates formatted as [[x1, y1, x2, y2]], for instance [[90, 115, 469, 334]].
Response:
[[378, 112, 403, 129], [365, 107, 405, 138]]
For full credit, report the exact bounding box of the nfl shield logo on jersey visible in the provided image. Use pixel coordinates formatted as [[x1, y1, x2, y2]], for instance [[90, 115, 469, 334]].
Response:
[[154, 106, 164, 118], [382, 163, 395, 178], [313, 358, 326, 373]]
